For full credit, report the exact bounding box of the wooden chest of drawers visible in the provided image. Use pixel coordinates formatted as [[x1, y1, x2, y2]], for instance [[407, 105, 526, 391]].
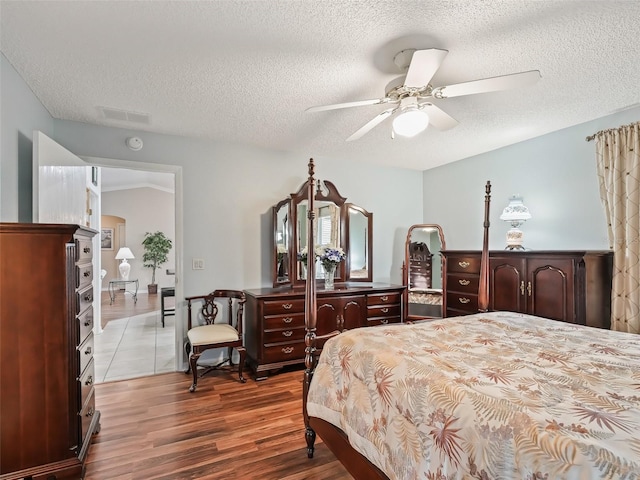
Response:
[[442, 250, 613, 328], [0, 223, 100, 479], [244, 284, 405, 380]]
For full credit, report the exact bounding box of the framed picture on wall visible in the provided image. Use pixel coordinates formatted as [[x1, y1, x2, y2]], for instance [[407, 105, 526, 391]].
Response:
[[101, 228, 114, 250]]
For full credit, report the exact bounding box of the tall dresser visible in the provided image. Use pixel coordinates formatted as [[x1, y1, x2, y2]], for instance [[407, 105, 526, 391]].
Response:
[[0, 223, 100, 480], [442, 250, 613, 329], [244, 284, 405, 380]]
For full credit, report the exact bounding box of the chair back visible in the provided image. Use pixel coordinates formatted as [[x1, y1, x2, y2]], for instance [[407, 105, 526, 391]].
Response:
[[187, 290, 246, 334]]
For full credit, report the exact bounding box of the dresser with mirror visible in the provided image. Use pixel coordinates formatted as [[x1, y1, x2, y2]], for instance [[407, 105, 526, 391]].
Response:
[[246, 177, 404, 379]]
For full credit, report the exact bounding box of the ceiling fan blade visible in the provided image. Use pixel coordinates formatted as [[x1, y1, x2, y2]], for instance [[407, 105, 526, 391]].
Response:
[[306, 98, 391, 112], [434, 70, 541, 98], [420, 103, 459, 131], [404, 49, 449, 88], [346, 108, 396, 142]]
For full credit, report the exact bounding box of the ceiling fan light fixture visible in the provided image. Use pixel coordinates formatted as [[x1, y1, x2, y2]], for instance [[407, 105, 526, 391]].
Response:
[[392, 108, 429, 137]]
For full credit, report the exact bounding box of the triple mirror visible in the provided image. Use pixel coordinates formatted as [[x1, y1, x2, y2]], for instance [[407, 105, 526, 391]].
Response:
[[403, 224, 446, 319], [272, 180, 372, 287]]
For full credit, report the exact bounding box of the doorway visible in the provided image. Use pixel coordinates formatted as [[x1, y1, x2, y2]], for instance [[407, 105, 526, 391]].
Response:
[[85, 160, 183, 383]]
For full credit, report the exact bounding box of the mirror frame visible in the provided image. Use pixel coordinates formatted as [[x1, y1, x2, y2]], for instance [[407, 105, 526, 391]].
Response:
[[272, 198, 292, 286], [403, 224, 446, 320], [272, 179, 372, 287]]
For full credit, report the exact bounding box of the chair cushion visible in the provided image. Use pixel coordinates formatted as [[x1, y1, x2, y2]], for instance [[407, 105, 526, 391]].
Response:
[[187, 324, 239, 346]]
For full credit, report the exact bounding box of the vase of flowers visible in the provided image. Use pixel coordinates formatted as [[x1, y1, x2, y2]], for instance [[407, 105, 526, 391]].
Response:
[[297, 246, 308, 279], [315, 245, 346, 290]]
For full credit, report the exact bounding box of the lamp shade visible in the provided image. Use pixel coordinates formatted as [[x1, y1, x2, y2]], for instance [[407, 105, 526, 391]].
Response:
[[392, 108, 429, 137], [499, 195, 532, 224], [115, 247, 135, 260]]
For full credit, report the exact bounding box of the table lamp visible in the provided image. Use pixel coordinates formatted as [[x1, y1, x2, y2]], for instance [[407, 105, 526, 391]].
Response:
[[115, 247, 135, 280], [499, 195, 532, 250]]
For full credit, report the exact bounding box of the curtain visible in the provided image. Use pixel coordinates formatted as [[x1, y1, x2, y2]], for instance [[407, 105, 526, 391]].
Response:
[[595, 121, 640, 333]]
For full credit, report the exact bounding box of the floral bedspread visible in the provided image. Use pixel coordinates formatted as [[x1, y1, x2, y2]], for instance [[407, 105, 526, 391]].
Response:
[[307, 312, 640, 479]]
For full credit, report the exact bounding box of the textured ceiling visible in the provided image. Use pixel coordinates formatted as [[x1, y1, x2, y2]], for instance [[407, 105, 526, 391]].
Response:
[[2, 1, 640, 171]]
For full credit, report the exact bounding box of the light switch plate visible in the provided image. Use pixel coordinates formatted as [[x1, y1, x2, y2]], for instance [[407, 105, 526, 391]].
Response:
[[192, 258, 205, 270]]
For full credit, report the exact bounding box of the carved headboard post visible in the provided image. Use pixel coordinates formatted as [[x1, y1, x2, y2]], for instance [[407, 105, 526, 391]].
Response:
[[478, 181, 491, 313], [303, 158, 318, 455]]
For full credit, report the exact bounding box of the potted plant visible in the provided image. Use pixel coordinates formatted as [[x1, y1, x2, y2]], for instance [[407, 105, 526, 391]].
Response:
[[142, 231, 172, 294]]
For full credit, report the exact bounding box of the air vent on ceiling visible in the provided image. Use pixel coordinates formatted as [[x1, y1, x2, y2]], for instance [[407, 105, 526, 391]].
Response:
[[97, 106, 151, 125]]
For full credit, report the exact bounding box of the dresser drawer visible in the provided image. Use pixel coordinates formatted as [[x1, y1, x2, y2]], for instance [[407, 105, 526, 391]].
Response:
[[263, 299, 305, 315], [78, 358, 95, 408], [446, 256, 481, 274], [77, 284, 94, 315], [367, 292, 401, 306], [446, 291, 478, 312], [446, 273, 479, 293], [76, 263, 93, 289], [263, 312, 305, 330], [78, 333, 94, 375], [367, 304, 401, 318], [78, 307, 94, 344], [367, 316, 401, 326], [80, 388, 97, 444], [263, 326, 306, 344], [76, 237, 94, 262], [263, 341, 306, 363]]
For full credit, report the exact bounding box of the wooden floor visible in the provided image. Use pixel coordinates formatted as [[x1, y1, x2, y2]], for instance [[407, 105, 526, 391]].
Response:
[[85, 368, 351, 480]]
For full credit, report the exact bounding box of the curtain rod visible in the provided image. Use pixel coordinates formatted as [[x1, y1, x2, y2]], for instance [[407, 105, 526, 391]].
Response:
[[586, 120, 640, 142]]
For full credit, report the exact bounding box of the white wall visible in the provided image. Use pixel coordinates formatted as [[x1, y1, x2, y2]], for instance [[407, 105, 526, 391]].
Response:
[[1, 53, 55, 221], [102, 187, 176, 290], [423, 106, 640, 251]]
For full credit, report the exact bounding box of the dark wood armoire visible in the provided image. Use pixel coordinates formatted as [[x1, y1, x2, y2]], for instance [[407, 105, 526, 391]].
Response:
[[0, 223, 100, 480]]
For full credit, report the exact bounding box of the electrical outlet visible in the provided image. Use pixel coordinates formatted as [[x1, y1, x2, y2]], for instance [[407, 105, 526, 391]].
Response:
[[192, 258, 205, 270]]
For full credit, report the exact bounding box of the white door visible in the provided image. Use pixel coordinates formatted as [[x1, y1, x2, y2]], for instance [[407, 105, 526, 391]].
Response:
[[33, 130, 103, 334]]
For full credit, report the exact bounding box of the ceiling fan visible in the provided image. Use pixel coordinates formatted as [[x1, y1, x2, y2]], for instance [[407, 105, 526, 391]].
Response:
[[306, 48, 540, 141]]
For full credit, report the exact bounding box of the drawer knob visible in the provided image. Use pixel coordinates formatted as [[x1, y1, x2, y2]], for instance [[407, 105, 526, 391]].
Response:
[[458, 261, 470, 268], [85, 375, 93, 386], [85, 347, 92, 355], [83, 247, 91, 254], [381, 319, 388, 324], [458, 297, 471, 304], [381, 295, 388, 301], [83, 271, 91, 277], [281, 346, 294, 354], [84, 317, 92, 327], [282, 317, 293, 324], [282, 303, 293, 310], [282, 330, 293, 337], [459, 279, 470, 286], [87, 406, 95, 417], [84, 293, 93, 302], [381, 307, 389, 313]]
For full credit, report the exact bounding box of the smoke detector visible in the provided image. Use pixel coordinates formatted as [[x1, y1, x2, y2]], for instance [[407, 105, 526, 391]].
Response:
[[126, 137, 143, 151]]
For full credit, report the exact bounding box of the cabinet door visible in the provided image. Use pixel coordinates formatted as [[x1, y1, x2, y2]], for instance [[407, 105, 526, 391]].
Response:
[[527, 257, 575, 323], [317, 295, 365, 334], [490, 256, 526, 313]]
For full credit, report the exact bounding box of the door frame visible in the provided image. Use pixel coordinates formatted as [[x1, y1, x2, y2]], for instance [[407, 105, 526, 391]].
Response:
[[83, 155, 184, 372]]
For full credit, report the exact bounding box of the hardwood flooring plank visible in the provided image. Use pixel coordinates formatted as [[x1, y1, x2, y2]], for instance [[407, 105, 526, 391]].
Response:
[[86, 370, 352, 479]]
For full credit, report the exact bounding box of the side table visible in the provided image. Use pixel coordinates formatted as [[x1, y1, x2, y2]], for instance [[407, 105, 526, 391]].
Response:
[[108, 279, 139, 304]]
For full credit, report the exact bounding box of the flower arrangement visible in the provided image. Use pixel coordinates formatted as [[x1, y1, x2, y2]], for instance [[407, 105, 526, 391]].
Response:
[[297, 246, 308, 266], [276, 243, 287, 262], [315, 245, 346, 270]]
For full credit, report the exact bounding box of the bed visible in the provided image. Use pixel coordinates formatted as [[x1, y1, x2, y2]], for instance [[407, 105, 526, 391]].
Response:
[[301, 160, 640, 479]]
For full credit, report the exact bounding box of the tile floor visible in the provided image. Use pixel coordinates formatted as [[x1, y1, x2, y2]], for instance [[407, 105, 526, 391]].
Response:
[[94, 310, 176, 383]]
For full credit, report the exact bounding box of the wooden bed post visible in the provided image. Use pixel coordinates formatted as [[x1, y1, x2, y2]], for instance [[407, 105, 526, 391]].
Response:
[[302, 158, 318, 458], [478, 181, 491, 313]]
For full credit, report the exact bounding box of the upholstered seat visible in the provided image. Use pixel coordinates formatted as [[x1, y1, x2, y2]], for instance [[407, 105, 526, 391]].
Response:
[[185, 290, 247, 391]]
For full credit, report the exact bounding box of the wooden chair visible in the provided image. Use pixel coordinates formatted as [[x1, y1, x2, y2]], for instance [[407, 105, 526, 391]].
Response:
[[185, 290, 247, 392]]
